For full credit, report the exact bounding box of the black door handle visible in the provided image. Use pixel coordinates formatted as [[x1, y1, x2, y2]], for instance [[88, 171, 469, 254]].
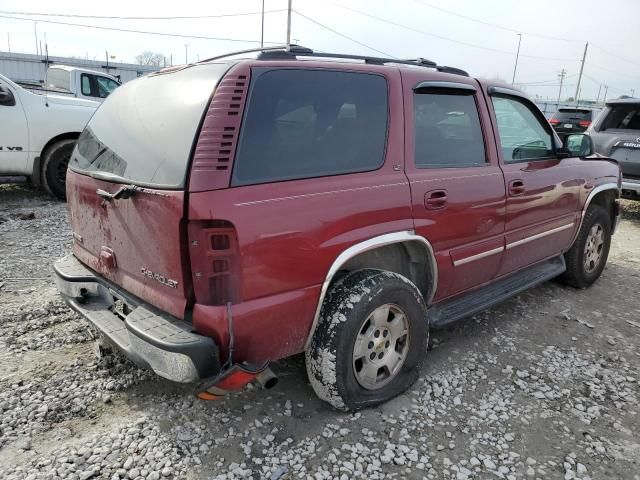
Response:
[[508, 179, 525, 196], [425, 189, 448, 210]]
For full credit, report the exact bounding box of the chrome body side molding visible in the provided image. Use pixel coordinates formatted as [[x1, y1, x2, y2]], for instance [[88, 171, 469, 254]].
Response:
[[506, 223, 575, 250], [452, 246, 504, 266]]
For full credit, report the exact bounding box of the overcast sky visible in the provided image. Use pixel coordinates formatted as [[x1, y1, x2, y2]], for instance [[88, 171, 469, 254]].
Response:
[[1, 0, 638, 100]]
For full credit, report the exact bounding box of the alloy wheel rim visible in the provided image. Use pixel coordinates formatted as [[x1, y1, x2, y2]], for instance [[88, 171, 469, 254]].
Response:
[[583, 223, 605, 274], [352, 303, 410, 390]]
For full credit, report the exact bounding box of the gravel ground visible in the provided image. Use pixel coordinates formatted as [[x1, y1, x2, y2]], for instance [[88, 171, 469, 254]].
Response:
[[1, 183, 639, 480]]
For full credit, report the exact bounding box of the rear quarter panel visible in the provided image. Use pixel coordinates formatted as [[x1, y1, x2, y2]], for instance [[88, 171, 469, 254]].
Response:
[[188, 62, 413, 363]]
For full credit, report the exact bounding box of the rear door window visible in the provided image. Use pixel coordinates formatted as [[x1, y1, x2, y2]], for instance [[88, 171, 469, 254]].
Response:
[[413, 92, 486, 168], [231, 69, 388, 186]]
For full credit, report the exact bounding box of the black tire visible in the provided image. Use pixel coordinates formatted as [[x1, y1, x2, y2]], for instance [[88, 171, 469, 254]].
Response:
[[561, 205, 611, 288], [305, 269, 429, 411], [42, 139, 76, 200]]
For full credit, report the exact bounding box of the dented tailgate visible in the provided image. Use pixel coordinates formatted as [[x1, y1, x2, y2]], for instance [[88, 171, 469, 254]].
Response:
[[67, 172, 190, 319], [64, 61, 233, 319]]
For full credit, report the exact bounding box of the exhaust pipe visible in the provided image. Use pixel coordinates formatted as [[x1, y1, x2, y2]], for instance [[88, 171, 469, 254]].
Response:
[[196, 363, 278, 400], [255, 367, 278, 389]]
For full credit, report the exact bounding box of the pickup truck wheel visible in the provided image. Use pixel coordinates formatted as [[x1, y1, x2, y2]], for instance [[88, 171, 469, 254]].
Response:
[[561, 205, 611, 288], [42, 139, 76, 200], [305, 269, 428, 411]]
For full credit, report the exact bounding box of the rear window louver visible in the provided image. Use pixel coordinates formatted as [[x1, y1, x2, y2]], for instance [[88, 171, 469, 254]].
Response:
[[189, 64, 250, 192]]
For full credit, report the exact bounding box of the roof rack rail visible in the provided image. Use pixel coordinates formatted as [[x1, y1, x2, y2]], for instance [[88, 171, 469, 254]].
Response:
[[196, 45, 469, 77], [256, 46, 469, 77], [197, 44, 309, 64]]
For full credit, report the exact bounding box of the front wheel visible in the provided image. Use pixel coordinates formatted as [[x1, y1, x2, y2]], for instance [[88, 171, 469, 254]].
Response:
[[42, 139, 76, 200], [305, 269, 429, 411], [561, 205, 612, 288]]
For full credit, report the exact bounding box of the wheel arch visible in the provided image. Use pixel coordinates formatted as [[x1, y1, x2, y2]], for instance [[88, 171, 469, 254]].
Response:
[[303, 231, 437, 350], [32, 132, 81, 186], [569, 182, 620, 246]]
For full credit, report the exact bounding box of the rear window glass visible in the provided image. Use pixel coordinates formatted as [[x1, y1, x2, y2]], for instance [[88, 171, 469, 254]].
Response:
[[601, 105, 640, 130], [69, 63, 231, 188], [231, 69, 388, 186], [46, 69, 70, 92], [553, 109, 592, 120]]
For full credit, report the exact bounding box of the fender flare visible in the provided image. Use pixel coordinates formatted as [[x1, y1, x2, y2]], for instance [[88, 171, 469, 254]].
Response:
[[569, 182, 620, 246], [303, 231, 437, 350]]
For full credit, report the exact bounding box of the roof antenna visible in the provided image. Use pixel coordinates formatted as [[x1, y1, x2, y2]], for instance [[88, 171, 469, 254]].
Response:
[[44, 42, 49, 107]]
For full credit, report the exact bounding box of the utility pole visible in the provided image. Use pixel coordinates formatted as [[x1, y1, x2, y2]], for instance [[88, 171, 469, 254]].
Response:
[[260, 0, 265, 48], [574, 42, 588, 105], [33, 22, 38, 55], [632, 89, 636, 97], [557, 68, 566, 108], [286, 0, 292, 48], [603, 85, 608, 103], [7, 33, 10, 53], [511, 33, 522, 85], [184, 44, 189, 64], [595, 84, 602, 104]]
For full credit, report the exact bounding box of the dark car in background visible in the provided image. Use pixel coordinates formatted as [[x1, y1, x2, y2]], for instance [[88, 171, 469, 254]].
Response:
[[549, 108, 599, 138], [589, 98, 640, 200]]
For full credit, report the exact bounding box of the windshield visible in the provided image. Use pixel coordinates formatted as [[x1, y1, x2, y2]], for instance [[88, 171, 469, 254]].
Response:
[[69, 62, 231, 188]]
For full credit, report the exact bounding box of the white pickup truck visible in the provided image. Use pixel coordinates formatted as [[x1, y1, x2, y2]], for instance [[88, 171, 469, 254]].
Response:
[[0, 72, 99, 199], [18, 65, 121, 103]]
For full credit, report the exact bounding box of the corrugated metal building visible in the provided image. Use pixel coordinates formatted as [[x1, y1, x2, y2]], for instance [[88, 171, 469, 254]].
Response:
[[0, 51, 159, 84]]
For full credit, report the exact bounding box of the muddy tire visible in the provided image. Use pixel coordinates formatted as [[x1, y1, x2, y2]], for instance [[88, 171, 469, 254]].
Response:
[[561, 205, 611, 288], [42, 139, 76, 200], [305, 269, 429, 411]]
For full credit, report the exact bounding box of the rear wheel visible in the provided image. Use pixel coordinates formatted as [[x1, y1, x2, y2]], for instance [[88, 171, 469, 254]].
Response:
[[561, 205, 611, 288], [42, 139, 76, 200], [305, 269, 429, 411]]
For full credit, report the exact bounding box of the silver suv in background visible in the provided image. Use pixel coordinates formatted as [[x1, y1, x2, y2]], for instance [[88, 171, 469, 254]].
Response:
[[589, 98, 640, 199]]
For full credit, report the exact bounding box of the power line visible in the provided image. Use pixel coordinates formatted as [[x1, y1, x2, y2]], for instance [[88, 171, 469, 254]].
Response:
[[582, 73, 629, 95], [0, 14, 282, 44], [590, 44, 640, 69], [411, 0, 584, 43], [292, 9, 394, 57], [318, 0, 579, 62], [0, 9, 287, 20], [586, 62, 640, 81], [516, 74, 577, 86]]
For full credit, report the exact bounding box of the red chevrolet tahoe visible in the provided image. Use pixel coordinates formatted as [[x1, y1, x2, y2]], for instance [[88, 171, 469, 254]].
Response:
[[54, 46, 621, 411]]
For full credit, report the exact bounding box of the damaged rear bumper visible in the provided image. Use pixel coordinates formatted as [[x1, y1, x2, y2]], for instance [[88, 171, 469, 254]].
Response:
[[54, 254, 220, 383]]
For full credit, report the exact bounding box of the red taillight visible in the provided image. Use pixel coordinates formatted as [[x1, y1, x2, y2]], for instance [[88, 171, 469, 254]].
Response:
[[188, 220, 241, 306], [579, 120, 591, 128], [549, 118, 560, 125]]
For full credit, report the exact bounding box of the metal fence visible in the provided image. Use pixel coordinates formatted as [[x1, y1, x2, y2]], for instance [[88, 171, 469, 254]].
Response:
[[0, 51, 159, 84]]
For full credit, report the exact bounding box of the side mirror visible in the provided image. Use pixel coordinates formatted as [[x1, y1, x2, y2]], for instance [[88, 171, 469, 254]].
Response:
[[0, 85, 16, 106], [564, 133, 594, 157]]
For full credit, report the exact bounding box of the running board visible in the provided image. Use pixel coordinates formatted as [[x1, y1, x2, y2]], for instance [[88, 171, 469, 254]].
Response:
[[428, 256, 566, 328]]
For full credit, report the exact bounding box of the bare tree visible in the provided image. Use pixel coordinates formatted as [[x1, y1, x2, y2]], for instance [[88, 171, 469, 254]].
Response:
[[135, 51, 165, 67]]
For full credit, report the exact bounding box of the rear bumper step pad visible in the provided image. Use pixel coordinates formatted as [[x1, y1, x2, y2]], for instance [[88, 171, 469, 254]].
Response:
[[54, 254, 220, 383]]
